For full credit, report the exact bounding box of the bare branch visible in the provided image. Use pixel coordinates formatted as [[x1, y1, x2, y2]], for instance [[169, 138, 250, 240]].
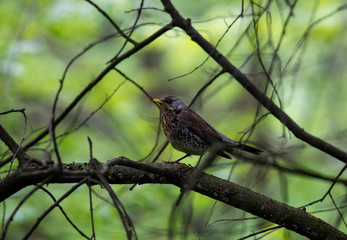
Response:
[[94, 171, 137, 240], [22, 23, 173, 152], [38, 186, 89, 239], [85, 0, 137, 45], [1, 176, 54, 240], [0, 109, 28, 168], [22, 179, 87, 239], [160, 0, 347, 165], [0, 158, 345, 239]]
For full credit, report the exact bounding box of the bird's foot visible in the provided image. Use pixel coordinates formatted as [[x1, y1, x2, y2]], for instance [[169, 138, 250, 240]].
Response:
[[163, 159, 184, 164], [163, 154, 190, 164]]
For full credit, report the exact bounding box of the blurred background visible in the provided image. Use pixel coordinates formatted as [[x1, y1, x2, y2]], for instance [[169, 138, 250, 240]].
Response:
[[0, 0, 346, 239]]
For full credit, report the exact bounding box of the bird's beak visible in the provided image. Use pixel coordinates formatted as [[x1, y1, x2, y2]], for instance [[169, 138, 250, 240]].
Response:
[[153, 99, 164, 104]]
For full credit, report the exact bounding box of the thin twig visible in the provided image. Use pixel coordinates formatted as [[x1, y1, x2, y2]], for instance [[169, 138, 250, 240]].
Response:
[[85, 0, 137, 45], [89, 184, 97, 240], [21, 23, 173, 153], [1, 175, 54, 240], [22, 178, 88, 240], [95, 172, 137, 240], [107, 0, 145, 63], [160, 0, 347, 165], [329, 193, 347, 228], [0, 109, 28, 170], [238, 225, 282, 240], [38, 186, 89, 239], [301, 164, 347, 208], [114, 68, 161, 163]]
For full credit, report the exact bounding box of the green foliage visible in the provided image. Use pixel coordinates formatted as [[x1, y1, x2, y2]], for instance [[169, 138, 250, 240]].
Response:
[[1, 0, 346, 239]]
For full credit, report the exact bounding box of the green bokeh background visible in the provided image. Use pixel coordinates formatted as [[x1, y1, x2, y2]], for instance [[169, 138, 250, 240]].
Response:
[[0, 0, 346, 239]]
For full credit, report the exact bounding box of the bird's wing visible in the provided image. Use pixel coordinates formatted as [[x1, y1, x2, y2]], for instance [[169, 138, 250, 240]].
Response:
[[178, 108, 223, 144], [178, 108, 262, 155]]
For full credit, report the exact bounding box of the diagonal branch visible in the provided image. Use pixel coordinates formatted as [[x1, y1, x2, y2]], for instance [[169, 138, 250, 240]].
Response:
[[21, 23, 173, 152], [85, 0, 137, 45], [160, 0, 347, 165], [22, 179, 87, 240], [0, 109, 28, 168], [0, 124, 28, 167]]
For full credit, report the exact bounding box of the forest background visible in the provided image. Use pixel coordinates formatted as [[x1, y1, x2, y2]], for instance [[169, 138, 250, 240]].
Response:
[[0, 0, 347, 239]]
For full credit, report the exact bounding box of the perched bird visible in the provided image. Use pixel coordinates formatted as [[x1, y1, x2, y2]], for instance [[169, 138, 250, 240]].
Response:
[[153, 96, 261, 163]]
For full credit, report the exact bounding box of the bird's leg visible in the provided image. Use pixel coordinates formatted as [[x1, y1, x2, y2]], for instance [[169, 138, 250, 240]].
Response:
[[164, 154, 190, 164], [175, 154, 205, 206], [194, 154, 204, 168]]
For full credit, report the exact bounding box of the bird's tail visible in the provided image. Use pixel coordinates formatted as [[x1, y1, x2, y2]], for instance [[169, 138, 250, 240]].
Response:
[[215, 130, 262, 155], [225, 141, 262, 155]]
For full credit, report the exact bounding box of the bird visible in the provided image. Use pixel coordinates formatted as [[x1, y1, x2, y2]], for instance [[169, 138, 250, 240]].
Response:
[[153, 96, 261, 163]]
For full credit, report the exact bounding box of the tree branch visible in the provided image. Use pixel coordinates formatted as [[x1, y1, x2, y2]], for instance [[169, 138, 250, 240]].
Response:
[[160, 0, 347, 165], [0, 157, 345, 239], [21, 23, 173, 152], [0, 124, 28, 167]]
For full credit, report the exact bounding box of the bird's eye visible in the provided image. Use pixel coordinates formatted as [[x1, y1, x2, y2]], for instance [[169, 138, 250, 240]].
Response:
[[166, 100, 172, 104]]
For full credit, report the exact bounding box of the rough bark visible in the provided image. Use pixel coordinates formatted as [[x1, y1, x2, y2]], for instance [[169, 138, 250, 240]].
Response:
[[0, 157, 345, 240]]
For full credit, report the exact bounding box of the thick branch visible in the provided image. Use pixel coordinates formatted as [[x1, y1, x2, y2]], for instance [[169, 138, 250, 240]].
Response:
[[160, 0, 347, 164], [0, 157, 345, 240]]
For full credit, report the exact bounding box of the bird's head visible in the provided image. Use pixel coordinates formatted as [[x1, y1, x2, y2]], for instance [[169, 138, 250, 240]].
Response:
[[153, 96, 187, 112]]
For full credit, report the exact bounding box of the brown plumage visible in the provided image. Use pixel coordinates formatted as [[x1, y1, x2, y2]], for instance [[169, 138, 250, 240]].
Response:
[[153, 96, 261, 162]]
